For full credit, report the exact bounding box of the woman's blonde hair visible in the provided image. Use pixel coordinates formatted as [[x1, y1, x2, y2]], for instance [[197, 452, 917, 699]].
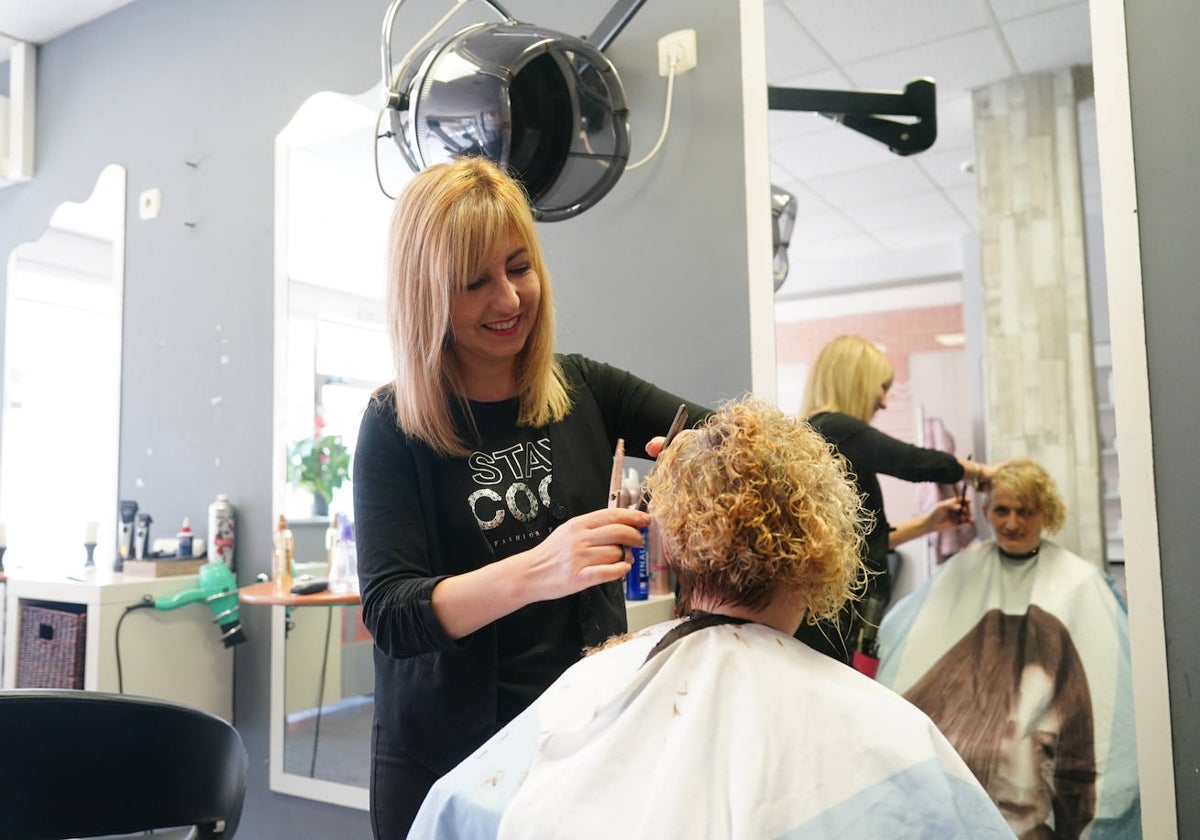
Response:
[[989, 458, 1067, 533], [646, 398, 869, 621], [385, 157, 569, 455], [800, 335, 893, 422]]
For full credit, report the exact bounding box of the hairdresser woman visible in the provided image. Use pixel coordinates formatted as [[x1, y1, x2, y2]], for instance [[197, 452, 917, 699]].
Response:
[[794, 335, 1003, 665], [352, 156, 709, 838]]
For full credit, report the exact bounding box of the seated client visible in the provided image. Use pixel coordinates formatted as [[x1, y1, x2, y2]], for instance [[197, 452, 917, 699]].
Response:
[[409, 398, 1011, 839], [877, 458, 1140, 839]]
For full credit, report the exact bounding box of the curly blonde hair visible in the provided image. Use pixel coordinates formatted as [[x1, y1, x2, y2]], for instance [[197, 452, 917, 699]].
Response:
[[989, 458, 1067, 533], [645, 398, 869, 621]]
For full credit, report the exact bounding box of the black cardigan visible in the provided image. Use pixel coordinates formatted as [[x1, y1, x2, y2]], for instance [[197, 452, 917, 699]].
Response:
[[353, 354, 710, 774], [807, 411, 964, 583]]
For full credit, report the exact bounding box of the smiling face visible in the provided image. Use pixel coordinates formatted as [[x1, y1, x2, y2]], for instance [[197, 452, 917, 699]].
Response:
[[987, 665, 1061, 837], [448, 233, 541, 398], [987, 486, 1045, 555]]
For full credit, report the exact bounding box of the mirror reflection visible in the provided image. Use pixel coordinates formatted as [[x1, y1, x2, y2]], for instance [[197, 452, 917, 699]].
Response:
[[272, 86, 407, 805], [765, 0, 1140, 833], [1, 164, 125, 572]]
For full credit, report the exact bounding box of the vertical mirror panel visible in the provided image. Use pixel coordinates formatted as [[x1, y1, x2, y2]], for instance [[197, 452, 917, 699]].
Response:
[[271, 87, 409, 807], [1, 164, 125, 571]]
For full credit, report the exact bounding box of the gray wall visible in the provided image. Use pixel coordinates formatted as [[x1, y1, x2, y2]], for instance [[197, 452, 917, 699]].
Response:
[[0, 0, 754, 836], [1123, 4, 1200, 835]]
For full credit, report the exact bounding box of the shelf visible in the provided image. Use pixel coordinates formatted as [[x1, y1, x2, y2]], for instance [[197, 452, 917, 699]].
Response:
[[2, 570, 233, 719]]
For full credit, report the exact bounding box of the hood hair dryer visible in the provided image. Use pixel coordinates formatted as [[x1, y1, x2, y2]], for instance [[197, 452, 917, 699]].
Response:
[[152, 560, 247, 647]]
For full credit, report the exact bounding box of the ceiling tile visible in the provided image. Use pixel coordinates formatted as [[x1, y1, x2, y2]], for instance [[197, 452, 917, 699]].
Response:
[[769, 108, 837, 145], [789, 211, 861, 244], [778, 0, 992, 65], [915, 144, 977, 189], [934, 94, 977, 150], [944, 183, 980, 226], [842, 190, 963, 230], [804, 159, 933, 208], [1001, 4, 1093, 74], [770, 122, 900, 180], [987, 0, 1088, 24], [764, 1, 834, 83], [790, 231, 885, 262], [874, 216, 973, 249], [844, 28, 1016, 100]]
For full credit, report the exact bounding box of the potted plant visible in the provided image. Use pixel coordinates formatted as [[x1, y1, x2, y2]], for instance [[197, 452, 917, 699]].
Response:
[[288, 434, 350, 517]]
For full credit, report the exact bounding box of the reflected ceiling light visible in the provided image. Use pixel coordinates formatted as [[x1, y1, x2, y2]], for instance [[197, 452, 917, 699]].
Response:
[[771, 185, 797, 292], [381, 0, 643, 221], [935, 332, 966, 347]]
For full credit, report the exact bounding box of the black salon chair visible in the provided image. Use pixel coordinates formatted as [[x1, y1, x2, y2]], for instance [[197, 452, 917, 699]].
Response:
[[0, 689, 248, 839]]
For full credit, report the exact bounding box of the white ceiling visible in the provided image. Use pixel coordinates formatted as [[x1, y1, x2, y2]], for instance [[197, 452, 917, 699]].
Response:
[[0, 0, 137, 49], [765, 0, 1095, 296], [3, 0, 1095, 298]]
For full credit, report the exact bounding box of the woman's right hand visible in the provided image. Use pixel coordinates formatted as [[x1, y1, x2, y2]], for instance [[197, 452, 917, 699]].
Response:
[[521, 507, 650, 602], [430, 507, 649, 640]]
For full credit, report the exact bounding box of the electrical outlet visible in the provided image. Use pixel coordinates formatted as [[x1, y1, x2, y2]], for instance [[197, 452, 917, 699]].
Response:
[[657, 29, 697, 78]]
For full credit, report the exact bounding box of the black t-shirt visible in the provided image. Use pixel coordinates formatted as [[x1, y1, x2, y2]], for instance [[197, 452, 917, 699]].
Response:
[[467, 398, 582, 724]]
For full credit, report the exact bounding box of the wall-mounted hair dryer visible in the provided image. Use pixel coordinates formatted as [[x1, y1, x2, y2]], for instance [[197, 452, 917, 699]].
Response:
[[380, 0, 645, 220], [152, 560, 247, 647]]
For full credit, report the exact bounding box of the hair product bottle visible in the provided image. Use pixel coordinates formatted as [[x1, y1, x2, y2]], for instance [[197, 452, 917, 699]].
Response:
[[176, 517, 194, 558], [273, 515, 294, 596], [207, 494, 236, 570]]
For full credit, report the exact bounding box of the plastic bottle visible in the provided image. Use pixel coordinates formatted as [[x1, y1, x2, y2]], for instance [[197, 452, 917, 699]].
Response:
[[325, 513, 339, 571], [273, 514, 294, 596], [329, 515, 358, 593], [176, 517, 194, 558], [207, 494, 236, 570]]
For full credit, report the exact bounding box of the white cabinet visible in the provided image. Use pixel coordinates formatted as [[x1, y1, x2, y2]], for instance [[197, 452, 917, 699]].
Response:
[[2, 569, 233, 721]]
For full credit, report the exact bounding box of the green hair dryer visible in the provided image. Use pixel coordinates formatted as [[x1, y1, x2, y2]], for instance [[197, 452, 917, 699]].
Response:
[[153, 560, 247, 647]]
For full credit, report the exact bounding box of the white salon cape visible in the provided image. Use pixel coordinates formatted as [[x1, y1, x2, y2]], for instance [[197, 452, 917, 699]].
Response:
[[409, 619, 1012, 839], [877, 539, 1140, 838]]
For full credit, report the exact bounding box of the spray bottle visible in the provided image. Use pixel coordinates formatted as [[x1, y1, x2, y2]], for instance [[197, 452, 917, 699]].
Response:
[[328, 513, 358, 593], [621, 469, 649, 600], [207, 494, 236, 570]]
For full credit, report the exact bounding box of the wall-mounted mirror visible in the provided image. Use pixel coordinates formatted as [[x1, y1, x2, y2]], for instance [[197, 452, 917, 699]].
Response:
[[1, 164, 125, 572], [764, 0, 1147, 833], [270, 85, 405, 809]]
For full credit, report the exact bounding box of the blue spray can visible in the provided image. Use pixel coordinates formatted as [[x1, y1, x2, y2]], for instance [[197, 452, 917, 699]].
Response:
[[624, 525, 650, 600]]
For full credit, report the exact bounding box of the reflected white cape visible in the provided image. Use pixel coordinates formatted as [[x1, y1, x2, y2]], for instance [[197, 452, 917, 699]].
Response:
[[878, 539, 1140, 838]]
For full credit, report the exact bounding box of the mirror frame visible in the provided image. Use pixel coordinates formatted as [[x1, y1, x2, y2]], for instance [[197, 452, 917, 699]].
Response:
[[270, 106, 370, 811]]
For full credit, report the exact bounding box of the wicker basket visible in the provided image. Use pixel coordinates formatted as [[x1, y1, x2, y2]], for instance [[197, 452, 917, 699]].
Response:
[[17, 602, 87, 689]]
